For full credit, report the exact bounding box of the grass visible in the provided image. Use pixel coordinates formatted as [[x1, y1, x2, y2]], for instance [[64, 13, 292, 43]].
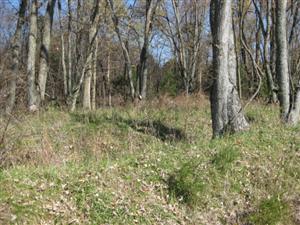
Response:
[[0, 96, 299, 224], [247, 196, 291, 225], [168, 160, 206, 206]]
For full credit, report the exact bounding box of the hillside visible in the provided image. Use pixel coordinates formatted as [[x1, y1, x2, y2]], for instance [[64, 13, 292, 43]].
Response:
[[0, 96, 299, 224]]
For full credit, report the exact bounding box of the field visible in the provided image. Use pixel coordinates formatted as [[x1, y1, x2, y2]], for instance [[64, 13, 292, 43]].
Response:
[[0, 96, 299, 224]]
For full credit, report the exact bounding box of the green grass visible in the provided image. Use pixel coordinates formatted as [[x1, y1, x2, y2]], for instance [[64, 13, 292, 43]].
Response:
[[0, 98, 299, 224], [211, 146, 239, 172], [168, 160, 206, 206], [247, 196, 292, 225]]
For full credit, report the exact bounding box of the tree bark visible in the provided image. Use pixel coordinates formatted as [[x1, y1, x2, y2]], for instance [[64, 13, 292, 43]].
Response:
[[171, 0, 189, 95], [136, 0, 160, 99], [210, 0, 249, 138], [275, 0, 300, 125], [106, 52, 112, 107], [70, 0, 101, 111], [67, 0, 73, 95], [275, 0, 290, 120], [27, 0, 39, 111], [6, 0, 27, 113], [253, 0, 277, 103], [58, 0, 68, 96], [38, 0, 56, 102], [83, 21, 97, 110], [91, 36, 98, 110]]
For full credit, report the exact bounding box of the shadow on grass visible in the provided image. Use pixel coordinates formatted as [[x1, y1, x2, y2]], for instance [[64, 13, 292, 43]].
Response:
[[71, 112, 186, 142], [126, 119, 186, 142]]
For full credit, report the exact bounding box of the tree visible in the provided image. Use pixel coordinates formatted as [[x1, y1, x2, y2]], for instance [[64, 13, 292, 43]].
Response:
[[276, 0, 300, 125], [252, 0, 277, 103], [83, 1, 100, 110], [276, 0, 290, 120], [58, 0, 68, 96], [107, 0, 136, 100], [161, 0, 207, 95], [38, 0, 56, 103], [136, 0, 160, 99], [27, 0, 39, 111], [70, 0, 102, 111], [6, 0, 28, 113], [210, 0, 249, 138]]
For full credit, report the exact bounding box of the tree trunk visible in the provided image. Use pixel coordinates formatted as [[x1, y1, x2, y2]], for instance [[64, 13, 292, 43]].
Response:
[[106, 52, 112, 107], [58, 0, 68, 96], [38, 0, 56, 102], [67, 0, 73, 95], [253, 0, 277, 103], [27, 0, 39, 111], [83, 25, 97, 110], [210, 0, 249, 138], [91, 36, 98, 110], [136, 0, 160, 99], [171, 0, 189, 95], [275, 0, 290, 120], [6, 0, 27, 113], [70, 0, 101, 111], [275, 0, 300, 125]]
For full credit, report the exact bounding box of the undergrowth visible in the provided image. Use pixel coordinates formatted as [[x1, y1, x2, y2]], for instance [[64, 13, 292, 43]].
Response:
[[0, 97, 299, 224]]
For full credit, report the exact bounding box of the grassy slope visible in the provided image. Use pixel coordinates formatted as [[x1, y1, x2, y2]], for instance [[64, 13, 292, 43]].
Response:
[[0, 96, 299, 224]]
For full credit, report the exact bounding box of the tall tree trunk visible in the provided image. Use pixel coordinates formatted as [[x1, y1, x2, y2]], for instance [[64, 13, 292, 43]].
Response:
[[58, 0, 68, 96], [70, 0, 101, 111], [275, 0, 290, 120], [264, 0, 277, 103], [171, 0, 189, 95], [6, 0, 27, 113], [190, 0, 201, 92], [137, 0, 160, 99], [275, 0, 300, 125], [67, 0, 73, 95], [83, 23, 97, 110], [27, 0, 39, 111], [137, 45, 149, 99], [210, 0, 249, 138], [91, 36, 98, 110], [106, 52, 112, 107], [75, 0, 82, 85], [253, 0, 277, 103], [38, 0, 56, 102], [232, 11, 242, 99]]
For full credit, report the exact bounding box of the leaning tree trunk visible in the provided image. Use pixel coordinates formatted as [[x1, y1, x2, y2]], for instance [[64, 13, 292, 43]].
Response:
[[38, 0, 56, 102], [6, 0, 27, 113], [275, 0, 290, 121], [27, 0, 39, 111], [210, 0, 249, 138]]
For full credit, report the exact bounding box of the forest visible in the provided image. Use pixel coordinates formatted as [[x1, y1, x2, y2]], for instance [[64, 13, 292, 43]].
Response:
[[0, 0, 299, 224]]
